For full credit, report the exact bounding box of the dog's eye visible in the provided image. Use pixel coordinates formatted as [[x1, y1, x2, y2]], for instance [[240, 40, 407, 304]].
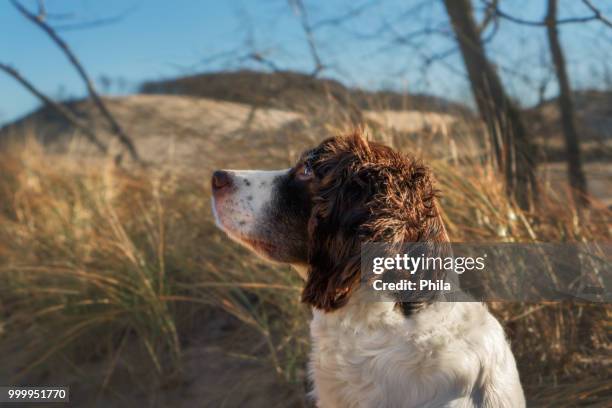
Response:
[[297, 162, 313, 180]]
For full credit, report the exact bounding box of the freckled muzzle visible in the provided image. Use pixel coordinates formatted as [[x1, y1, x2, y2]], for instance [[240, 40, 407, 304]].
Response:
[[211, 168, 302, 260]]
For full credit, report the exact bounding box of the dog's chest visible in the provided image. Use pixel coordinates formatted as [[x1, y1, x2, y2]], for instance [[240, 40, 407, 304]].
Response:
[[307, 306, 439, 407], [306, 303, 493, 408]]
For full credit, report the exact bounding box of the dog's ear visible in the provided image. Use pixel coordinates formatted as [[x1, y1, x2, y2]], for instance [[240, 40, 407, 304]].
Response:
[[301, 135, 373, 311], [301, 172, 367, 311], [301, 217, 362, 312]]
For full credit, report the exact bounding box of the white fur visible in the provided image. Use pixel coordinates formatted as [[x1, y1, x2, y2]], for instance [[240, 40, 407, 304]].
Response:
[[308, 290, 525, 408], [213, 169, 288, 243]]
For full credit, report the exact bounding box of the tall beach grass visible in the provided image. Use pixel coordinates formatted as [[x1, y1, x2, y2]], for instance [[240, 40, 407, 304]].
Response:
[[0, 122, 609, 406]]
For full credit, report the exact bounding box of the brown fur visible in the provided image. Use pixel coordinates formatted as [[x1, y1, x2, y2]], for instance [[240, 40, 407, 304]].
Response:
[[301, 131, 449, 312]]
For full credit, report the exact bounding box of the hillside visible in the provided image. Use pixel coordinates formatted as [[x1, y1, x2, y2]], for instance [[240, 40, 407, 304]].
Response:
[[140, 69, 473, 115], [0, 80, 610, 206], [0, 94, 464, 169], [0, 95, 304, 168], [526, 90, 612, 142], [140, 71, 611, 160]]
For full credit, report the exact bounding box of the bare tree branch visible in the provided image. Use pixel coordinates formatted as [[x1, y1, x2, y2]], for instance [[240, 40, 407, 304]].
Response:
[[11, 0, 140, 162], [311, 0, 378, 30], [53, 15, 125, 31], [478, 0, 501, 44], [444, 0, 538, 209], [581, 0, 612, 29], [478, 0, 498, 33], [52, 5, 138, 32], [372, 22, 467, 79], [247, 52, 284, 72], [0, 63, 108, 154], [36, 0, 45, 20], [545, 0, 589, 207], [482, 0, 601, 27], [288, 0, 324, 76]]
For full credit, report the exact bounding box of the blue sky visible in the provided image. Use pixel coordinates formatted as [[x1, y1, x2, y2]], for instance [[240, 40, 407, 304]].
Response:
[[1, 0, 611, 125]]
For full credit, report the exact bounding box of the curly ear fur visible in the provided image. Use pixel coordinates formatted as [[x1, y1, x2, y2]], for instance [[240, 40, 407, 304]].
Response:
[[301, 131, 449, 312]]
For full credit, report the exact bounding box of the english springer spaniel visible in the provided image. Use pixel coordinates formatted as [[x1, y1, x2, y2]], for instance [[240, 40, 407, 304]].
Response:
[[211, 131, 525, 407]]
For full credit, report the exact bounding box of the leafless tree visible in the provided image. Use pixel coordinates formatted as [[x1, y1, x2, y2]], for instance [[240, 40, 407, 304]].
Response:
[[443, 0, 537, 209], [545, 0, 589, 207], [489, 0, 612, 28], [10, 0, 140, 163], [288, 0, 325, 76], [0, 63, 108, 154], [581, 0, 612, 28], [483, 0, 612, 207]]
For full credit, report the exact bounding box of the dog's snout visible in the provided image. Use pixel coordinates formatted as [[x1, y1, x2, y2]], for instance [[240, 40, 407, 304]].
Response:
[[212, 170, 234, 192]]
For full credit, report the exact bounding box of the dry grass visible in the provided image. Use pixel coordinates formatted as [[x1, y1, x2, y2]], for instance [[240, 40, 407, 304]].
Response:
[[0, 116, 610, 407]]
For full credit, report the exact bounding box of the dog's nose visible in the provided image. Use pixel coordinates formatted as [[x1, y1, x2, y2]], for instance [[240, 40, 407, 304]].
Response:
[[212, 170, 233, 192]]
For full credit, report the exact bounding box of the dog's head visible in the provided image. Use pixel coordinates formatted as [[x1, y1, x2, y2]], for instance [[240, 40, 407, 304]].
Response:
[[212, 131, 448, 312]]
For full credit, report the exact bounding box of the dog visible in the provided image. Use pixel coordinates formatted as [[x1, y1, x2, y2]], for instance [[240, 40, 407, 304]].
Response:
[[211, 131, 525, 407]]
